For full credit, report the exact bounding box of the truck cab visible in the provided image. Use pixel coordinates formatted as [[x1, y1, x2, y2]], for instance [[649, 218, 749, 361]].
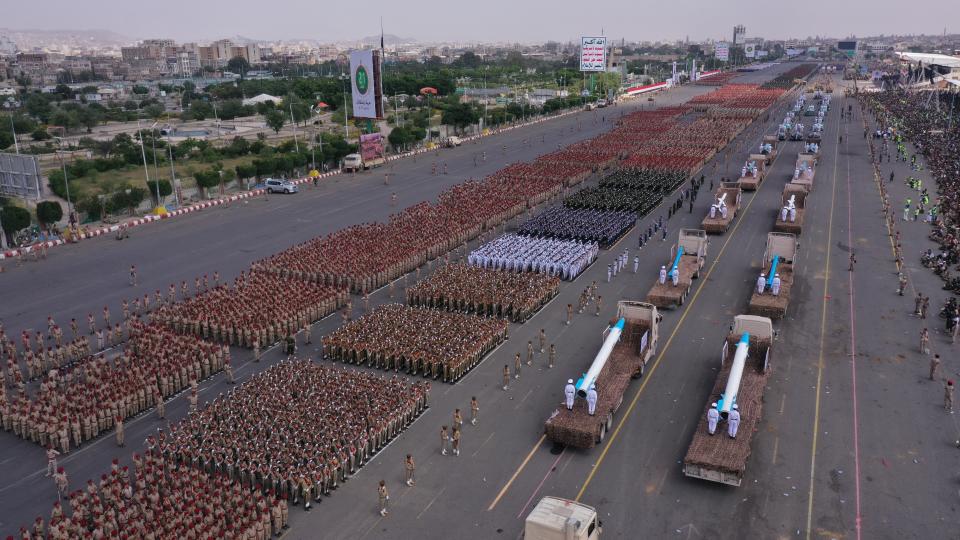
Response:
[[524, 497, 601, 540], [342, 153, 364, 172]]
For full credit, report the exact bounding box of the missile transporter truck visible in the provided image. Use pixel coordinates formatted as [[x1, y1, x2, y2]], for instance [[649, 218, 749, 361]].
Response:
[[773, 184, 807, 235], [748, 233, 799, 319], [544, 301, 659, 448], [646, 229, 708, 308], [701, 182, 742, 234], [683, 315, 774, 486]]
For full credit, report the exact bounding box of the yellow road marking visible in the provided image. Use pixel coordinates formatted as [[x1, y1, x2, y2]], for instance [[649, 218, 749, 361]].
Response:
[[487, 434, 546, 511], [574, 134, 777, 501], [804, 99, 842, 540]]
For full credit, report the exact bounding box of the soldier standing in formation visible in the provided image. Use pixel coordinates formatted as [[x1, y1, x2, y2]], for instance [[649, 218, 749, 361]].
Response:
[[538, 329, 546, 353], [526, 341, 534, 366], [405, 454, 416, 486], [470, 396, 479, 425], [440, 425, 449, 456], [378, 480, 389, 516], [946, 380, 955, 412], [502, 365, 510, 390], [514, 353, 522, 379], [548, 343, 556, 369], [930, 353, 941, 381]]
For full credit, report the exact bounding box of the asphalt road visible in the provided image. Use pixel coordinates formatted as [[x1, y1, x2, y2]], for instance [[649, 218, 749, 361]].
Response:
[[7, 64, 950, 540]]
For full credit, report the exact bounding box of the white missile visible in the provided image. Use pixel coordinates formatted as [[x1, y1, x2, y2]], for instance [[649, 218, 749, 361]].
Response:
[[576, 318, 625, 398], [784, 194, 796, 211], [718, 332, 750, 418], [716, 192, 728, 208]]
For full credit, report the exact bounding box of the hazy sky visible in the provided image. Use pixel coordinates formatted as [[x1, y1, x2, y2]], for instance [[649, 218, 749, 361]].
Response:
[[4, 0, 957, 44]]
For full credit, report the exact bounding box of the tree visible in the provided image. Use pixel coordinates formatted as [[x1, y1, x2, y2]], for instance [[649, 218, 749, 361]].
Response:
[[147, 180, 173, 204], [132, 85, 150, 95], [265, 109, 286, 133], [36, 201, 63, 229], [235, 163, 257, 182], [441, 102, 479, 133], [144, 104, 165, 120], [0, 130, 12, 151], [9, 113, 37, 134], [227, 56, 251, 77], [31, 127, 52, 141], [456, 51, 483, 69], [25, 94, 53, 122], [0, 205, 31, 243], [193, 167, 222, 198], [388, 126, 411, 148]]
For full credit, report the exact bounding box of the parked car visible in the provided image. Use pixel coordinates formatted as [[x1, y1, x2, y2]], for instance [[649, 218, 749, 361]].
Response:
[[264, 178, 298, 194]]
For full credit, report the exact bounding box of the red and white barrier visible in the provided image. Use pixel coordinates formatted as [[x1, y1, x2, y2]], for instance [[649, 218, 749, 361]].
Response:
[[623, 82, 669, 96]]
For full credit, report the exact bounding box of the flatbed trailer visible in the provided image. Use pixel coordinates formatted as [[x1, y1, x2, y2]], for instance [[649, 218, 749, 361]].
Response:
[[683, 315, 774, 486], [748, 233, 798, 319], [646, 229, 708, 308], [739, 154, 769, 191], [773, 183, 807, 235], [791, 153, 817, 192], [701, 182, 742, 234], [545, 301, 659, 449]]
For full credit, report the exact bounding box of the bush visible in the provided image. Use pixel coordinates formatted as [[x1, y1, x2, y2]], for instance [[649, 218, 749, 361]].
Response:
[[77, 196, 103, 221], [31, 127, 52, 141], [0, 205, 31, 236], [36, 200, 64, 228], [147, 179, 173, 202]]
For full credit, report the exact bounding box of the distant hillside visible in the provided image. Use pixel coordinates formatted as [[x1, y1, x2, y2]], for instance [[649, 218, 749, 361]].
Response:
[[0, 28, 132, 48]]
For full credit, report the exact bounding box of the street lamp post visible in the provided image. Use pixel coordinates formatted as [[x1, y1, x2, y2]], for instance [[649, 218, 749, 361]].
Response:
[[53, 137, 73, 221], [339, 73, 350, 140], [135, 118, 160, 210]]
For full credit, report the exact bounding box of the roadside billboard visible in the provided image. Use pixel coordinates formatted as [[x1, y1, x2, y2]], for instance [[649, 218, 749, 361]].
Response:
[[744, 43, 756, 59], [0, 152, 42, 200], [350, 50, 380, 119], [715, 42, 730, 62], [360, 133, 384, 162], [580, 37, 607, 72]]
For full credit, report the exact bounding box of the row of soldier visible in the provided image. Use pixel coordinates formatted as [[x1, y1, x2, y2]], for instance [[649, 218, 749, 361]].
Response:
[[19, 449, 286, 540], [322, 304, 508, 382], [405, 264, 560, 323], [151, 271, 348, 349], [0, 320, 225, 451], [157, 360, 428, 512]]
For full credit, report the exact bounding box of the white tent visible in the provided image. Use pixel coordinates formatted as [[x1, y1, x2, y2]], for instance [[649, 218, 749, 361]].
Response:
[[242, 93, 283, 106]]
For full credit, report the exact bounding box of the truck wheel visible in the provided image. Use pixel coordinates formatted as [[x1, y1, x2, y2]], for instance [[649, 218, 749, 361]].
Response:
[[596, 424, 606, 444], [605, 414, 613, 431]]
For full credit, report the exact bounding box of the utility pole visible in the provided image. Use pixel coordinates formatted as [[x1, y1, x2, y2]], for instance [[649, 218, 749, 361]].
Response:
[[340, 73, 350, 140], [168, 145, 180, 208], [289, 101, 300, 153], [8, 114, 18, 154]]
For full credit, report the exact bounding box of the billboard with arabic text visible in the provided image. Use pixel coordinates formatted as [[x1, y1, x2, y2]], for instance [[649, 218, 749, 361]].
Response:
[[580, 36, 607, 72]]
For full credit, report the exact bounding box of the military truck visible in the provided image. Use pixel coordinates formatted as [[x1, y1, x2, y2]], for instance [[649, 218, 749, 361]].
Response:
[[682, 315, 774, 486], [646, 229, 708, 308], [544, 301, 659, 448], [748, 233, 799, 319]]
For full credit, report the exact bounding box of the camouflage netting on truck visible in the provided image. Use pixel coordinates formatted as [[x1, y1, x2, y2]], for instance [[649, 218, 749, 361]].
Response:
[[683, 335, 772, 476], [544, 321, 651, 449], [748, 266, 795, 320]]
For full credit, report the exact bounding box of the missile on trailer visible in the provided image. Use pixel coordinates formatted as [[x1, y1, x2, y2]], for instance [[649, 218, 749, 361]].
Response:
[[718, 332, 750, 418], [716, 192, 728, 208], [765, 256, 780, 289], [670, 246, 685, 274], [784, 195, 796, 210], [576, 318, 625, 398]]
